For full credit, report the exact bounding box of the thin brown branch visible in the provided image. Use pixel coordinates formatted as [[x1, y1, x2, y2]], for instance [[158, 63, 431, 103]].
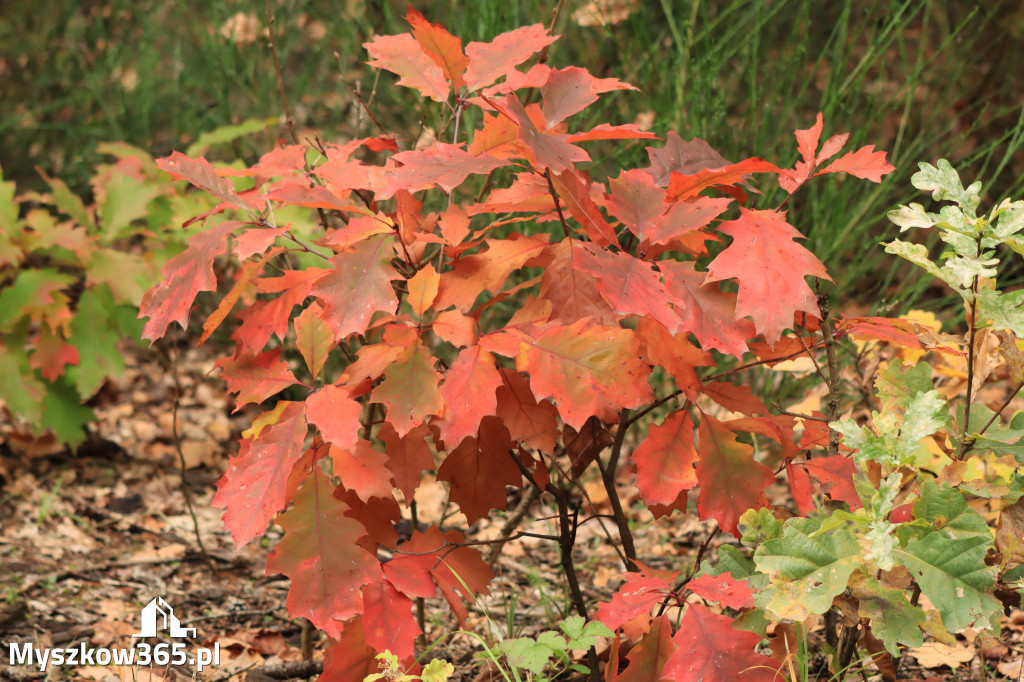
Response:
[[170, 339, 212, 566], [817, 291, 843, 457]]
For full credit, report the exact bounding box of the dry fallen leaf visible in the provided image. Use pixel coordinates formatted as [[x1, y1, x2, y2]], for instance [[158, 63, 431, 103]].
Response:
[[908, 641, 976, 669]]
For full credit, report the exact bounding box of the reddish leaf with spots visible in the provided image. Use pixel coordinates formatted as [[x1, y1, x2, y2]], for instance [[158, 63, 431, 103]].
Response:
[[696, 415, 775, 537], [594, 570, 675, 632], [704, 208, 831, 344], [265, 472, 382, 639], [663, 604, 783, 681]]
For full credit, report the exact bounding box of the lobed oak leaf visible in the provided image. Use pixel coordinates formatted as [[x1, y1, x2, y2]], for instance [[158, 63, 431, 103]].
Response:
[[658, 261, 753, 359], [199, 248, 282, 346], [320, 618, 379, 682], [293, 302, 336, 379], [214, 348, 299, 411], [469, 172, 555, 215], [662, 604, 783, 681], [516, 319, 653, 430], [406, 263, 440, 317], [329, 441, 395, 503], [538, 245, 619, 325], [646, 196, 732, 247], [549, 168, 618, 245], [802, 455, 860, 509], [817, 144, 895, 182], [265, 468, 383, 638], [686, 573, 755, 610], [786, 459, 816, 517], [696, 415, 775, 537], [468, 110, 523, 158], [380, 423, 435, 503], [139, 221, 238, 341], [431, 309, 477, 348], [567, 123, 659, 143], [383, 526, 494, 623], [633, 409, 699, 507], [635, 317, 710, 400], [572, 243, 682, 330], [605, 169, 665, 244], [337, 488, 401, 552], [778, 112, 849, 193], [155, 152, 259, 211], [437, 204, 472, 246], [463, 24, 558, 91], [311, 234, 400, 339], [378, 143, 508, 199], [433, 233, 549, 313], [500, 94, 590, 174], [364, 32, 449, 102], [258, 183, 358, 213], [667, 157, 781, 200], [305, 384, 362, 451], [593, 571, 673, 632], [437, 417, 523, 523], [434, 344, 502, 449], [645, 132, 734, 185], [406, 7, 468, 88], [373, 340, 445, 437], [704, 208, 830, 344], [701, 382, 767, 416], [361, 578, 422, 663], [494, 368, 560, 452], [726, 415, 799, 460], [613, 614, 676, 682], [213, 401, 307, 546], [540, 66, 637, 127]]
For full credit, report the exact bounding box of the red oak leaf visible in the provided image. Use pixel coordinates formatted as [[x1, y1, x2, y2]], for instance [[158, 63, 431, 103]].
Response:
[[727, 415, 799, 460], [500, 94, 589, 174], [407, 263, 440, 317], [687, 573, 756, 610], [380, 423, 435, 502], [361, 578, 422, 662], [516, 320, 653, 430], [470, 172, 555, 215], [433, 233, 549, 313], [258, 184, 358, 212], [364, 32, 449, 102], [786, 459, 816, 517], [696, 415, 775, 537], [437, 417, 523, 523], [659, 261, 753, 359], [406, 8, 468, 88], [200, 248, 281, 346], [213, 402, 307, 546], [633, 409, 699, 507], [463, 24, 558, 91], [293, 302, 335, 379], [437, 204, 473, 246], [329, 441, 395, 504], [818, 144, 895, 182], [311, 234, 400, 339], [140, 221, 238, 341], [494, 368, 560, 452], [778, 112, 850, 193], [567, 123, 659, 143], [432, 309, 478, 348], [663, 604, 783, 681], [214, 349, 299, 411], [549, 168, 618, 245], [594, 571, 673, 632], [645, 132, 734, 185], [378, 143, 508, 199], [383, 526, 494, 623], [373, 340, 445, 437], [667, 157, 781, 200], [635, 317, 710, 401], [538, 245, 619, 326], [613, 615, 676, 682], [234, 225, 289, 260], [572, 243, 682, 331], [704, 208, 831, 344], [265, 469, 383, 638], [155, 153, 258, 211], [605, 169, 666, 244], [435, 344, 502, 449], [320, 618, 378, 682], [701, 382, 767, 416], [540, 66, 636, 127], [802, 455, 860, 509]]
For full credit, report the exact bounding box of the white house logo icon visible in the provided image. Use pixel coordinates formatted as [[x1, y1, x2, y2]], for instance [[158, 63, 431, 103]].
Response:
[[132, 597, 197, 638]]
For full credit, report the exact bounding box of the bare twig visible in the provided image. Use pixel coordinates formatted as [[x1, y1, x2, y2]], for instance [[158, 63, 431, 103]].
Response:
[[170, 339, 212, 566]]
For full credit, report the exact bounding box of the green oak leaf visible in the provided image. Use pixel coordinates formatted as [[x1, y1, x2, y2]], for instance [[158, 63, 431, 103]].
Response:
[[854, 578, 925, 656], [754, 518, 863, 620], [911, 159, 981, 216]]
